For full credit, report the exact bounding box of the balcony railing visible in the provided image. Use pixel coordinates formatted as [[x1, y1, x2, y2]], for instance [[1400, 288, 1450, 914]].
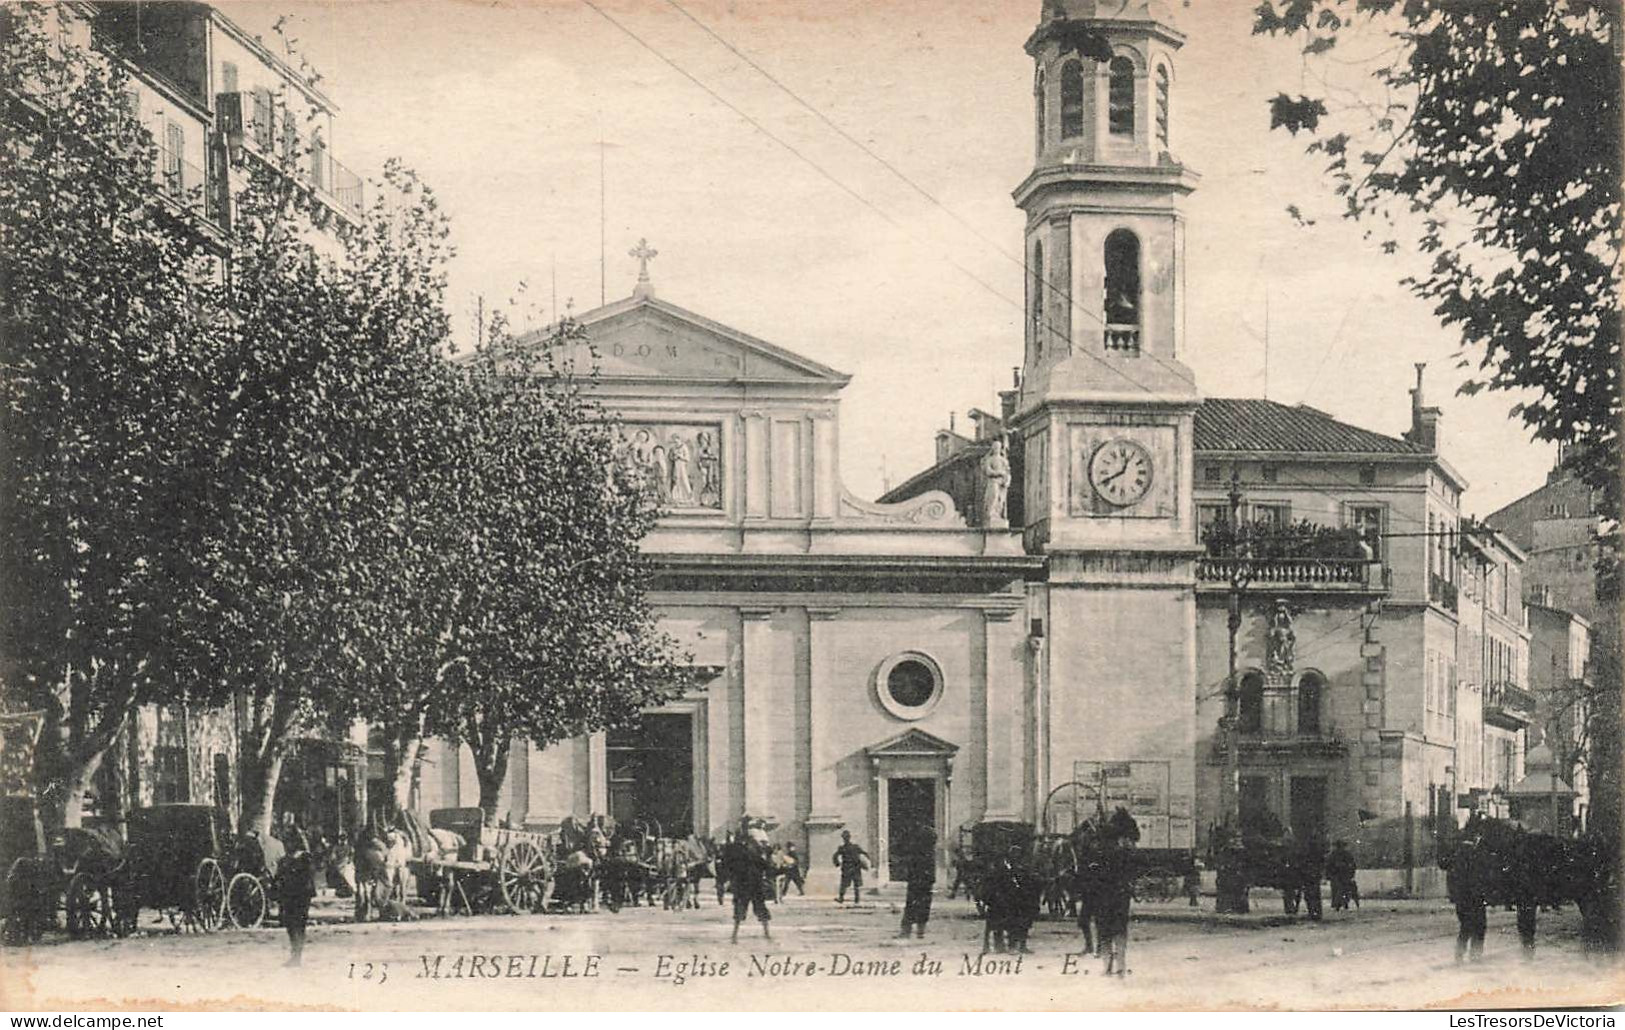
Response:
[[156, 146, 217, 221], [1429, 572, 1459, 612], [1197, 556, 1384, 590], [1104, 324, 1140, 351], [216, 92, 364, 220], [1485, 680, 1537, 729]]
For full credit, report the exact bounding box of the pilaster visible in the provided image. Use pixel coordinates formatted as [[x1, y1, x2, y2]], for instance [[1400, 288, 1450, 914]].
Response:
[[741, 607, 775, 816], [811, 414, 838, 520], [742, 410, 768, 519], [983, 607, 1024, 821]]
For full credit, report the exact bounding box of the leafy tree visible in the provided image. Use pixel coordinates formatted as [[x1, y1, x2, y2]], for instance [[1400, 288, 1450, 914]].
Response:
[[425, 322, 694, 819], [1252, 1, 1620, 515], [0, 5, 225, 827], [185, 157, 462, 835]]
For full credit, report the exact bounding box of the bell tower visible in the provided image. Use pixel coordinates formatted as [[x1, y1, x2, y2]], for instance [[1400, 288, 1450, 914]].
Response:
[[1012, 0, 1199, 848]]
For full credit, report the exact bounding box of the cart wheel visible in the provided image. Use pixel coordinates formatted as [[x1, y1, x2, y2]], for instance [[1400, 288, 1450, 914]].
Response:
[[498, 840, 549, 914], [193, 858, 225, 932], [65, 872, 110, 938], [226, 873, 267, 929]]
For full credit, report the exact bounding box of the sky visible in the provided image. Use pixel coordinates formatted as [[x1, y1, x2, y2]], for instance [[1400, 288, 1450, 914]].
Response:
[[217, 0, 1561, 516]]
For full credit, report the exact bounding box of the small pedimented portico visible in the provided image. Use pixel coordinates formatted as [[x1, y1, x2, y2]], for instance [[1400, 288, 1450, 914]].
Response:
[[864, 728, 959, 882]]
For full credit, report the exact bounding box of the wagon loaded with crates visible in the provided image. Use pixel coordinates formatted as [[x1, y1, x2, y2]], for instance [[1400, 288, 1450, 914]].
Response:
[[1047, 761, 1199, 902]]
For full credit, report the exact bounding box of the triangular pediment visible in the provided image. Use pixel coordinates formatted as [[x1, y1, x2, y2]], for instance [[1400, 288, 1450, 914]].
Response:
[[550, 296, 849, 386], [865, 728, 960, 758]]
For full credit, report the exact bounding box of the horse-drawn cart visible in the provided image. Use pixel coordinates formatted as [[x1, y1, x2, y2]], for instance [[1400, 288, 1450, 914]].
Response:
[[1, 797, 128, 942], [422, 808, 554, 914]]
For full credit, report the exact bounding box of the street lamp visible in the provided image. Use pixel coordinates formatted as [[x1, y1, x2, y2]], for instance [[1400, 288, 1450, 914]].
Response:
[[1215, 467, 1253, 914]]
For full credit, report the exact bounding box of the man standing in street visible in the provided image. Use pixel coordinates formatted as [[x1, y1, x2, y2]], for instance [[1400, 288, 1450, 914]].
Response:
[[277, 829, 318, 967], [722, 817, 773, 942], [1328, 840, 1359, 911], [898, 826, 937, 939], [833, 830, 869, 906]]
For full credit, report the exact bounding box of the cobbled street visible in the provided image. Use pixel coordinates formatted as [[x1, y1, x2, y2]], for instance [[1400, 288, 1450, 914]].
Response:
[[3, 892, 1618, 1011]]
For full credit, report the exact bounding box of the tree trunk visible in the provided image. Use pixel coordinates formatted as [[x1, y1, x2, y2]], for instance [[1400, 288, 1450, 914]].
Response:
[[388, 734, 422, 814], [239, 750, 284, 837], [474, 734, 511, 823], [57, 751, 104, 830]]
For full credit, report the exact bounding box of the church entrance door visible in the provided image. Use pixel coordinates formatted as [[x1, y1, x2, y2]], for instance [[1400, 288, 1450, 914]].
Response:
[[607, 713, 694, 837], [886, 778, 936, 880]]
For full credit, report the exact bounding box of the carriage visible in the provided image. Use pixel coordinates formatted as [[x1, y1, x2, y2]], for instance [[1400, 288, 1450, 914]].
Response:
[[119, 804, 235, 933], [420, 808, 556, 914], [953, 820, 1035, 915], [221, 831, 290, 928], [1, 796, 129, 943]]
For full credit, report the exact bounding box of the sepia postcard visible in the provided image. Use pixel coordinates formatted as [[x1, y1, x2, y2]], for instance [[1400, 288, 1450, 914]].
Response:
[[1, 0, 1621, 1014]]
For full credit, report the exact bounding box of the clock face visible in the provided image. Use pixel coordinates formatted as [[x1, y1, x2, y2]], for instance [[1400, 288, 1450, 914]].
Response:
[[1089, 438, 1154, 507]]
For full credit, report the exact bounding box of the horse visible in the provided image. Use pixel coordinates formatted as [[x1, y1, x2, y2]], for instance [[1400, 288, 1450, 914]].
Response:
[[352, 821, 415, 922], [1438, 814, 1600, 961]]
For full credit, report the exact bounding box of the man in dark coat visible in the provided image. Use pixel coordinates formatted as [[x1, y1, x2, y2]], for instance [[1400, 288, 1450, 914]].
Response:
[[832, 830, 869, 906], [276, 829, 318, 967], [898, 826, 937, 939], [1096, 833, 1136, 975], [721, 820, 774, 942], [1327, 840, 1359, 911], [1295, 835, 1326, 921]]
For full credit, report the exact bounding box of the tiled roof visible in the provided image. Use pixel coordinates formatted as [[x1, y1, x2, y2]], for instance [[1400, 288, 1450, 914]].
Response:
[[1195, 398, 1428, 456]]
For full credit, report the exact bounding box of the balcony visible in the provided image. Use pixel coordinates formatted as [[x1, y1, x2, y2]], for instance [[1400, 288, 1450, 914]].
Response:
[[1429, 572, 1459, 613], [1103, 324, 1140, 352], [156, 146, 220, 223], [1485, 680, 1537, 730], [1197, 556, 1384, 591], [215, 92, 364, 221], [1213, 729, 1350, 761]]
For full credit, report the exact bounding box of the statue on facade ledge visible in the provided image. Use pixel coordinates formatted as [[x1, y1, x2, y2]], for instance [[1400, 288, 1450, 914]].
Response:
[[982, 437, 1011, 530]]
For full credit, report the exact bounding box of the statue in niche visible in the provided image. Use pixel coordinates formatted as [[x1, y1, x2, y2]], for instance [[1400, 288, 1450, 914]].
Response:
[[696, 432, 720, 507], [667, 432, 696, 506], [1266, 600, 1296, 676], [981, 437, 1011, 529]]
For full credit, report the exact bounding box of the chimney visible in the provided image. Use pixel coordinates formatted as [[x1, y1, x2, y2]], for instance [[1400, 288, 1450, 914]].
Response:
[[999, 388, 1019, 426], [1407, 362, 1441, 452]]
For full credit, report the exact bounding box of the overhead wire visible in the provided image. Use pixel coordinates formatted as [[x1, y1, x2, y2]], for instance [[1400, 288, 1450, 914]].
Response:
[[586, 0, 1442, 532]]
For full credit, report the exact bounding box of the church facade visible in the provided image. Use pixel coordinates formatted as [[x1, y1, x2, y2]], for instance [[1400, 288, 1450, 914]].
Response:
[[417, 276, 1042, 889]]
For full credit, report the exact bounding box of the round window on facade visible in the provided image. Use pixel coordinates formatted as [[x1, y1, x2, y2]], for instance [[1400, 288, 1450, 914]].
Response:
[[876, 653, 945, 720]]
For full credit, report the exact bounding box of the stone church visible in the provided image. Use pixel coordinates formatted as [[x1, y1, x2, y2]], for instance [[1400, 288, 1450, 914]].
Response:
[[422, 0, 1491, 888]]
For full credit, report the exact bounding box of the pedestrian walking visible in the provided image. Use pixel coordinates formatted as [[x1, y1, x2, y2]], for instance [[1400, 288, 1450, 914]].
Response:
[[721, 818, 774, 942], [898, 826, 936, 939], [1328, 840, 1359, 911], [779, 842, 806, 899], [276, 830, 318, 967], [833, 830, 869, 905]]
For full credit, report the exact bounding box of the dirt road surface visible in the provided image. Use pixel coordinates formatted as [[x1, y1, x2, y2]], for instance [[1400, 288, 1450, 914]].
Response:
[[3, 892, 1620, 1010]]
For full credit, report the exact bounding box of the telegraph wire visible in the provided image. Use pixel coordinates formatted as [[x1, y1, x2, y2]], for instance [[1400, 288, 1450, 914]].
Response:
[[584, 0, 1435, 530]]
